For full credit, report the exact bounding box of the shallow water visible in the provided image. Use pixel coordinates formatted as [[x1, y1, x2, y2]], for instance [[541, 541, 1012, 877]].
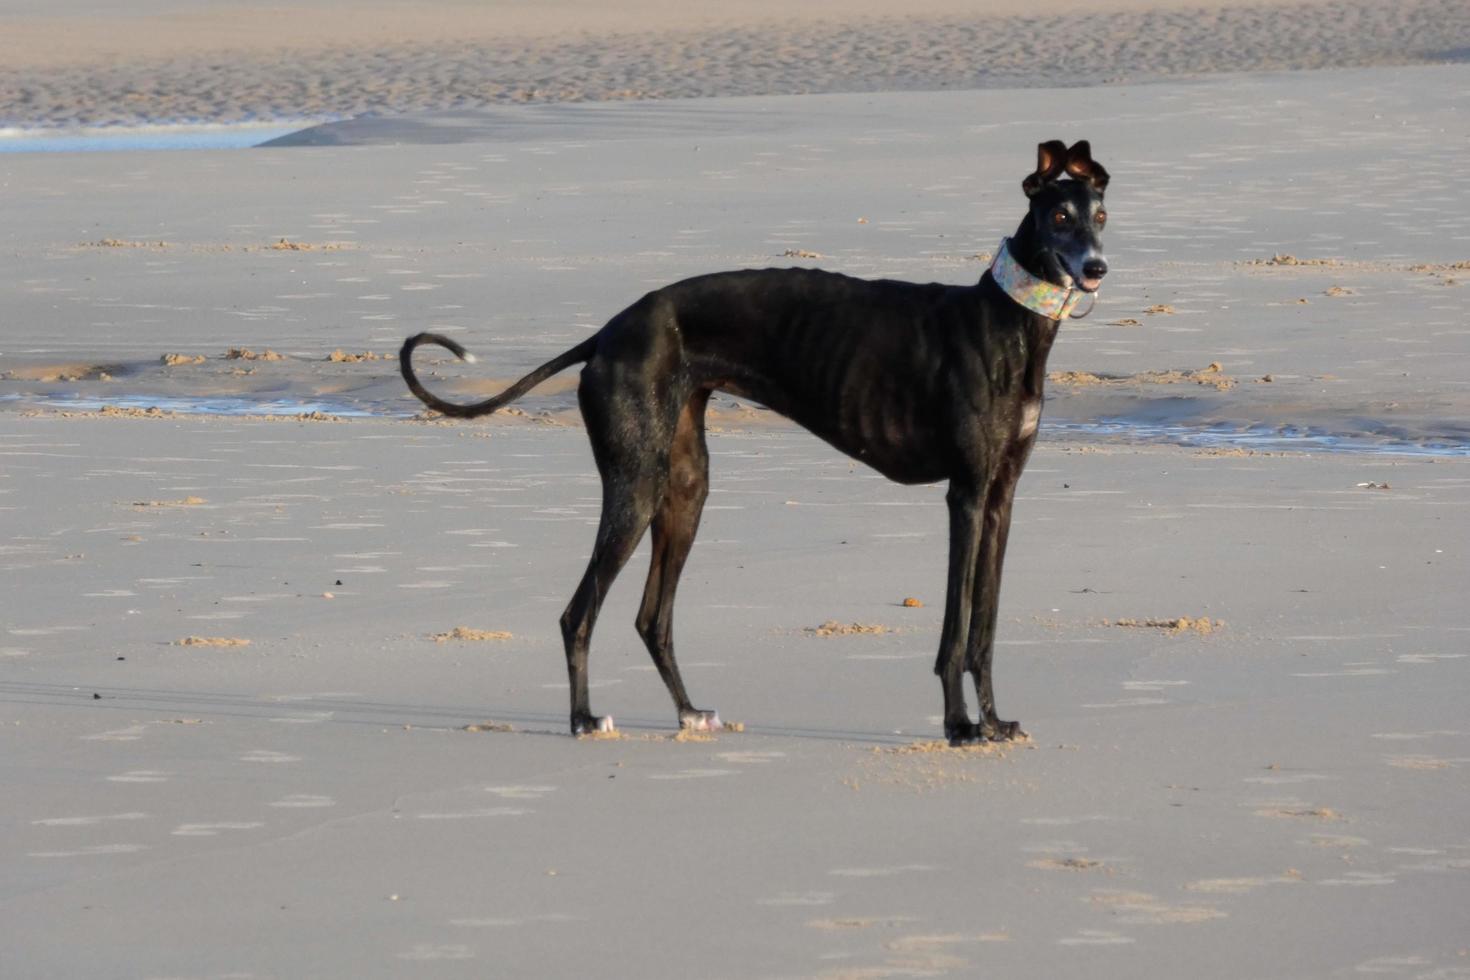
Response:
[[0, 121, 322, 153], [11, 391, 1470, 458], [1050, 419, 1470, 459], [0, 392, 383, 418]]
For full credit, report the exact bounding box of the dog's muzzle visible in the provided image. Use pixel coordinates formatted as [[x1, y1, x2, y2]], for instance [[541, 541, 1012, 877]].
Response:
[[1077, 256, 1108, 293]]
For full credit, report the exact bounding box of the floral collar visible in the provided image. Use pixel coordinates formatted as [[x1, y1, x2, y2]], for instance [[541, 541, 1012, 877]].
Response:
[[988, 237, 1091, 320]]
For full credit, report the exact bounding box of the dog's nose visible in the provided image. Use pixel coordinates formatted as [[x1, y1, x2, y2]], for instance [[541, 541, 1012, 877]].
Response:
[[1083, 258, 1108, 281]]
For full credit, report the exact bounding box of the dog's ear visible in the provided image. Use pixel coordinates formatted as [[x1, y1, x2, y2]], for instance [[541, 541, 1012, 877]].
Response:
[[1064, 140, 1110, 193], [1022, 140, 1070, 197]]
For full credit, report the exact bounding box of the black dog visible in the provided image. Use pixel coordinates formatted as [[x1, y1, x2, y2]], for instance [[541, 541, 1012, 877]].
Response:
[[401, 140, 1109, 743]]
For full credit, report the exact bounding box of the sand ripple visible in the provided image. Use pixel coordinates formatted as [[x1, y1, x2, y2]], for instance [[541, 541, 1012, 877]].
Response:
[[2, 0, 1467, 129]]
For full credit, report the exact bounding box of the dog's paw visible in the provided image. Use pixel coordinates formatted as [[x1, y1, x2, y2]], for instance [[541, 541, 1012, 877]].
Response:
[[571, 713, 616, 737], [944, 719, 981, 746], [983, 719, 1028, 742], [679, 709, 721, 733]]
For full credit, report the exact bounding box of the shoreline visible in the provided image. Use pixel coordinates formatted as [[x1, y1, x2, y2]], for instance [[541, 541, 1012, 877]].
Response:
[[11, 394, 1470, 460], [0, 119, 323, 153]]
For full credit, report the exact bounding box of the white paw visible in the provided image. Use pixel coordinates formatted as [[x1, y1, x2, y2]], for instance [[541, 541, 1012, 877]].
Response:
[[680, 710, 721, 732]]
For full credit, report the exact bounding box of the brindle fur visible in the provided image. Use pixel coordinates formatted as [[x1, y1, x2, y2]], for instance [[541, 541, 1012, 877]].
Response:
[[401, 139, 1110, 742]]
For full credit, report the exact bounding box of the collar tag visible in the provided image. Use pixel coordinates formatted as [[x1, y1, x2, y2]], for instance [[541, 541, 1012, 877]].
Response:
[[989, 238, 1090, 320]]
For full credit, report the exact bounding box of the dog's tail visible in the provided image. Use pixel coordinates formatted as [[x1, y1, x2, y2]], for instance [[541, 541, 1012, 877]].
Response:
[[399, 331, 598, 419]]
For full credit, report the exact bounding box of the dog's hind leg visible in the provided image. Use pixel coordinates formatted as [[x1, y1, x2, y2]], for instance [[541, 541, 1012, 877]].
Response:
[[634, 389, 719, 731], [559, 372, 675, 736]]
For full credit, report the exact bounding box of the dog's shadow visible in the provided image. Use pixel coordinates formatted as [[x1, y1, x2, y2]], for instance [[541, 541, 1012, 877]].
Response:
[[0, 680, 917, 745]]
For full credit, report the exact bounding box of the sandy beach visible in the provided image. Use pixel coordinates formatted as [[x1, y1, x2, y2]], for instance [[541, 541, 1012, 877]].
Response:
[[3, 1, 1470, 977], [2, 0, 1469, 129]]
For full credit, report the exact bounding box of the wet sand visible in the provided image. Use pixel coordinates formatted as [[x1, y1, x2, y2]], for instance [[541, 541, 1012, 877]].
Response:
[[5, 416, 1468, 978], [4, 65, 1468, 452]]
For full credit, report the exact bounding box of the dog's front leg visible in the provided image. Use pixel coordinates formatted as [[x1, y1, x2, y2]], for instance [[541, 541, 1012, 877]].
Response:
[[936, 480, 983, 744], [965, 471, 1026, 741]]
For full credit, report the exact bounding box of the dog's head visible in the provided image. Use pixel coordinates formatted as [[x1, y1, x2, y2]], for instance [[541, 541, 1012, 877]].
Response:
[[1019, 140, 1109, 293]]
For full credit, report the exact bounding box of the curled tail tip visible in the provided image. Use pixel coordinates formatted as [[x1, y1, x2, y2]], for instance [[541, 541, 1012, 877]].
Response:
[[402, 331, 473, 362]]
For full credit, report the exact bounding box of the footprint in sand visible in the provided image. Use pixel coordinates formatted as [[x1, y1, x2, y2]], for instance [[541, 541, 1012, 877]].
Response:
[[81, 723, 149, 742], [1248, 794, 1343, 821], [1022, 839, 1093, 854], [756, 891, 836, 907], [647, 768, 737, 780], [1291, 666, 1395, 678], [106, 770, 173, 783], [1254, 805, 1343, 821], [1185, 874, 1300, 894], [716, 751, 785, 765], [269, 794, 335, 808], [1395, 653, 1467, 664], [1383, 755, 1467, 770], [1028, 856, 1109, 872], [397, 945, 475, 961], [269, 711, 335, 724], [412, 807, 532, 820], [484, 785, 557, 800], [828, 864, 934, 878], [449, 913, 580, 928], [1120, 679, 1190, 693], [1352, 956, 1437, 975], [269, 692, 362, 703], [1057, 929, 1135, 946], [1318, 871, 1396, 887], [1243, 771, 1336, 785], [1370, 730, 1461, 741], [28, 843, 149, 859], [1081, 696, 1170, 709], [32, 812, 148, 827], [1395, 854, 1470, 873], [1021, 815, 1115, 827], [886, 932, 1012, 952], [172, 822, 264, 836], [540, 678, 620, 691], [805, 915, 918, 931], [1087, 889, 1226, 924]]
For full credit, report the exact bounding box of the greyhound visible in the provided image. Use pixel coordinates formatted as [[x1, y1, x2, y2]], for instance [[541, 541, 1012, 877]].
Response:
[[401, 139, 1109, 743]]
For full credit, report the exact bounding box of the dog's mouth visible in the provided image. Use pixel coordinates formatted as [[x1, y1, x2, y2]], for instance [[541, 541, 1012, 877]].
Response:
[[1040, 251, 1105, 294], [1058, 255, 1104, 294]]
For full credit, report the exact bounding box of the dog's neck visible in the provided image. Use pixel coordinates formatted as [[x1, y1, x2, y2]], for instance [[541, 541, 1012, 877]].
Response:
[[987, 237, 1086, 321]]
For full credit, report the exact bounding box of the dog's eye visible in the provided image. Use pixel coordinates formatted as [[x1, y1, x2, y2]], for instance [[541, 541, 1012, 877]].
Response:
[[1095, 210, 1108, 228], [1052, 211, 1071, 226]]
